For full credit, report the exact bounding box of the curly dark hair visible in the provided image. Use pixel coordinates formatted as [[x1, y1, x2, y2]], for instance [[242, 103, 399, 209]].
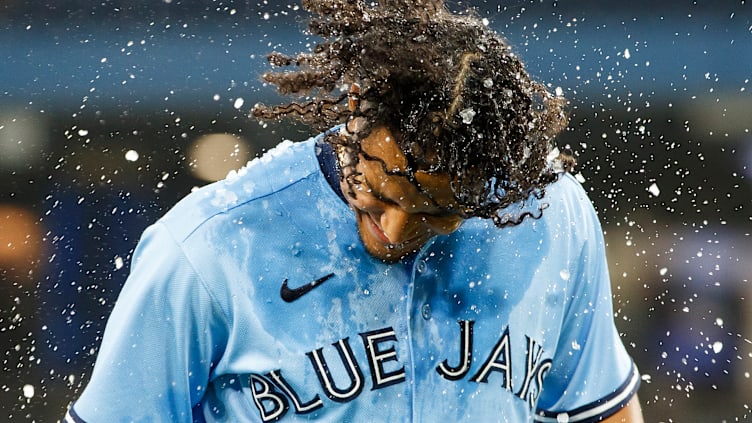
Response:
[[252, 0, 569, 227]]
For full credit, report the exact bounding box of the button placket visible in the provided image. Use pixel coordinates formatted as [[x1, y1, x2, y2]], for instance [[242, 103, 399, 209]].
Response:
[[413, 257, 433, 320]]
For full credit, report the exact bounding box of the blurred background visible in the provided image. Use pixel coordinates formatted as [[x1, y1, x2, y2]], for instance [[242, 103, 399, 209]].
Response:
[[1, 0, 750, 421]]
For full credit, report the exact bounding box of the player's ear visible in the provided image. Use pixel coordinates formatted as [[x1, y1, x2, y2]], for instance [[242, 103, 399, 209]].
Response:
[[348, 83, 361, 112]]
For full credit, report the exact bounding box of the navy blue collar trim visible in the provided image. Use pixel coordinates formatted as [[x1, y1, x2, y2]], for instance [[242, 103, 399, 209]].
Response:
[[315, 134, 346, 203]]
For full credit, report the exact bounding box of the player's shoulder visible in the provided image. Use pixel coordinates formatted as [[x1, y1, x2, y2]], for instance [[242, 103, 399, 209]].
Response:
[[159, 135, 323, 242], [542, 172, 598, 218], [546, 171, 589, 201], [455, 172, 599, 242]]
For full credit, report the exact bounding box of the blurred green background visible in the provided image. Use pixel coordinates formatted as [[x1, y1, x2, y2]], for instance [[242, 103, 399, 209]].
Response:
[[1, 1, 750, 421]]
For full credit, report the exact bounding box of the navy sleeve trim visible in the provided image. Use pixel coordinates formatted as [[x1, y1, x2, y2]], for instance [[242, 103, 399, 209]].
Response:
[[64, 404, 87, 423], [534, 362, 641, 423]]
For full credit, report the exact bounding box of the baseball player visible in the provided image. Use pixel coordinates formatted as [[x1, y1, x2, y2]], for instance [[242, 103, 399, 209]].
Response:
[[64, 0, 643, 421]]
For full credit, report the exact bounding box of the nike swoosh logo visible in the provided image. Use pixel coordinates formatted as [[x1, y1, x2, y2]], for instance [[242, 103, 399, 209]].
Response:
[[280, 273, 335, 303]]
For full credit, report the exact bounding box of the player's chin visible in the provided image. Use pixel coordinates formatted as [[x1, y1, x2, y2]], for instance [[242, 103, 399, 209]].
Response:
[[363, 235, 424, 263], [365, 244, 415, 263], [356, 214, 425, 262]]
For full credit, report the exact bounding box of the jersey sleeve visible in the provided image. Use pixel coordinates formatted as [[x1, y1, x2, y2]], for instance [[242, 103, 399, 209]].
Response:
[[534, 177, 640, 422], [66, 222, 228, 422]]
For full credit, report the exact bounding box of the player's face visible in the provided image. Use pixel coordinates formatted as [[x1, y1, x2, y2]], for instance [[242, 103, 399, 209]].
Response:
[[340, 126, 464, 262]]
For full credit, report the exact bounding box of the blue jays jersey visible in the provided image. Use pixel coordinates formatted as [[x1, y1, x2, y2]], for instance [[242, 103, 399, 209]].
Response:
[[66, 132, 639, 422]]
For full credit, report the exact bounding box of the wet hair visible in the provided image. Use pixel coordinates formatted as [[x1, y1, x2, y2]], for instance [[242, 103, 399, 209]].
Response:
[[252, 0, 569, 227]]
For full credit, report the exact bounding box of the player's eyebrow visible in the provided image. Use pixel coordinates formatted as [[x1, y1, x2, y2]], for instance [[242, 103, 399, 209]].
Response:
[[359, 172, 460, 218]]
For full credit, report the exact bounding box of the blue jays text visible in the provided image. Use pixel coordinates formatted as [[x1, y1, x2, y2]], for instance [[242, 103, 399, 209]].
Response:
[[249, 320, 550, 421]]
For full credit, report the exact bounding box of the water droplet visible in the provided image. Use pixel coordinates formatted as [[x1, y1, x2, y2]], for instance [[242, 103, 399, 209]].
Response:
[[459, 108, 476, 124], [23, 384, 35, 398], [125, 150, 139, 162]]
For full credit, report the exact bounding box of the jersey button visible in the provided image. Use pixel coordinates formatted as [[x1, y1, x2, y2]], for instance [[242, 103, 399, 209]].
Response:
[[416, 259, 427, 273], [421, 303, 432, 320]]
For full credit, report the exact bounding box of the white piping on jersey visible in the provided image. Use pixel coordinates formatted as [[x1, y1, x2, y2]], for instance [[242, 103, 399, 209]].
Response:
[[534, 364, 640, 422]]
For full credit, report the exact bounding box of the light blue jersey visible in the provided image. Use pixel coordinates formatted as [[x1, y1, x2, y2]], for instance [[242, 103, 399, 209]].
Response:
[[66, 133, 639, 422]]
